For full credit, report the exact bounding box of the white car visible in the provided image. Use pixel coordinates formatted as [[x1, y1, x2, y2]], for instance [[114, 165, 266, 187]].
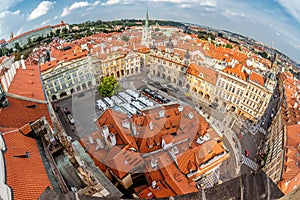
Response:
[[67, 114, 75, 125]]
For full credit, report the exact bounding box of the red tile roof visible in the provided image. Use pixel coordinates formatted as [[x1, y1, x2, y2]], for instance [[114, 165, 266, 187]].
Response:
[[223, 64, 248, 81], [103, 145, 143, 179], [177, 140, 227, 176], [136, 46, 150, 54], [40, 60, 59, 72], [0, 96, 51, 128], [278, 124, 300, 194], [2, 129, 51, 200], [140, 152, 198, 198], [0, 39, 6, 44], [249, 72, 265, 86], [187, 63, 218, 85], [97, 109, 138, 149], [132, 104, 209, 153], [81, 103, 228, 198], [8, 25, 51, 43], [41, 47, 87, 72], [19, 123, 32, 135], [8, 64, 45, 101]]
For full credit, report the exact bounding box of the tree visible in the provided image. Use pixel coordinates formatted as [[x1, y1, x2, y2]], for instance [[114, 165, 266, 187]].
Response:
[[86, 28, 92, 36], [121, 35, 130, 42], [27, 37, 32, 45], [55, 29, 61, 36], [45, 51, 50, 62], [14, 42, 21, 51], [261, 51, 269, 59], [225, 44, 233, 49], [62, 27, 68, 35], [13, 51, 21, 61], [98, 76, 120, 97]]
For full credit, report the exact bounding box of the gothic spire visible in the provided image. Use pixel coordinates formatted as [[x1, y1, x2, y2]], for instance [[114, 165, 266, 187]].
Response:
[[145, 7, 149, 28]]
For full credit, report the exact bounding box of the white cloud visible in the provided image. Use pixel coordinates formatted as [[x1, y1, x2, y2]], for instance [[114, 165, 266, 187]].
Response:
[[102, 0, 121, 5], [0, 10, 25, 39], [223, 9, 245, 18], [69, 1, 90, 10], [180, 4, 191, 8], [61, 8, 71, 17], [61, 1, 101, 17], [148, 0, 190, 3], [277, 0, 300, 24], [41, 19, 50, 26], [28, 1, 55, 21], [0, 0, 23, 12], [0, 10, 21, 19], [199, 0, 217, 7], [93, 1, 101, 6]]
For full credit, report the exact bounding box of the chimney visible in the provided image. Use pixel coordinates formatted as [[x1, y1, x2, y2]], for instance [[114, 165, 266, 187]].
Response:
[[88, 136, 94, 144], [150, 157, 158, 168], [178, 105, 183, 112], [25, 152, 30, 158], [152, 181, 157, 189], [188, 112, 194, 119], [159, 110, 165, 118], [0, 87, 9, 108], [149, 121, 153, 131]]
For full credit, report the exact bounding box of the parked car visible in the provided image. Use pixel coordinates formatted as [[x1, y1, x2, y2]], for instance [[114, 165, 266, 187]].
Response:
[[245, 149, 250, 157], [179, 97, 187, 102], [67, 114, 75, 125], [53, 104, 59, 112], [64, 107, 71, 115], [209, 102, 218, 110]]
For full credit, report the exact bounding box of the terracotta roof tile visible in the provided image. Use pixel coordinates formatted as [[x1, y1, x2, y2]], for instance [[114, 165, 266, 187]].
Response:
[[140, 152, 197, 198], [40, 60, 59, 72], [223, 64, 248, 81], [3, 129, 51, 200], [97, 109, 138, 149], [136, 46, 150, 54], [8, 64, 45, 100], [103, 145, 143, 179], [187, 63, 218, 85], [19, 123, 32, 135], [249, 72, 265, 86], [80, 103, 228, 198], [8, 25, 51, 43], [0, 96, 51, 128]]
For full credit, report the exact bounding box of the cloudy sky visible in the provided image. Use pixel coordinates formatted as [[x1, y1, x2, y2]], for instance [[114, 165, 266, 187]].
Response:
[[0, 0, 300, 62]]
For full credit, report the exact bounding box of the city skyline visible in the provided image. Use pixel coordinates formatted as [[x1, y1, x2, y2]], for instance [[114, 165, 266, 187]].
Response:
[[0, 0, 300, 63]]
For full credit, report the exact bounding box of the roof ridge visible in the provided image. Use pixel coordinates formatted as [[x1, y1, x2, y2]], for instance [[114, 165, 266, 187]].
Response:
[[6, 93, 47, 104], [1, 128, 19, 135]]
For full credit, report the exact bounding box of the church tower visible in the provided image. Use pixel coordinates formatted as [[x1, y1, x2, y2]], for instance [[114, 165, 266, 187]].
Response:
[[265, 53, 278, 91], [265, 71, 276, 91], [141, 7, 151, 47]]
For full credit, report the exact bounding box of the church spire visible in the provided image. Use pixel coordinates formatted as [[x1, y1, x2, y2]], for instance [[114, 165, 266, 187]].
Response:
[[145, 7, 149, 28]]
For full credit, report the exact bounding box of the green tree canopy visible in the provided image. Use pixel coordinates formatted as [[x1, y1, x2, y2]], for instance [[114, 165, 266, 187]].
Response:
[[225, 44, 233, 49], [98, 76, 120, 97], [14, 42, 21, 51]]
